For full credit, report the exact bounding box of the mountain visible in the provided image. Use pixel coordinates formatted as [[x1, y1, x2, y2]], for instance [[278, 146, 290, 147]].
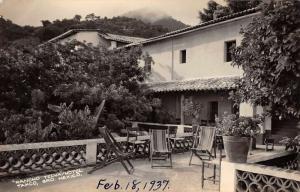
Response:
[[123, 8, 189, 31]]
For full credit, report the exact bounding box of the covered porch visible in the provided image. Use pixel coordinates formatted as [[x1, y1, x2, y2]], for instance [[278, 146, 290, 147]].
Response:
[[146, 76, 240, 125]]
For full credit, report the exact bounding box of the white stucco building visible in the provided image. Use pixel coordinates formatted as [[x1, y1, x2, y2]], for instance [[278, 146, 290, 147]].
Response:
[[124, 8, 260, 126], [126, 8, 299, 142], [46, 8, 298, 142]]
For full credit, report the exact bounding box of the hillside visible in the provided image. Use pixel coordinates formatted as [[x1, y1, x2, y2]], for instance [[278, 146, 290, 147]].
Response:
[[152, 17, 189, 31], [0, 15, 170, 47], [123, 8, 189, 31]]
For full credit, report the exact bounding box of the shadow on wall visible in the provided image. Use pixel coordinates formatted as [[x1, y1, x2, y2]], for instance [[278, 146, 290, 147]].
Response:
[[146, 63, 184, 82]]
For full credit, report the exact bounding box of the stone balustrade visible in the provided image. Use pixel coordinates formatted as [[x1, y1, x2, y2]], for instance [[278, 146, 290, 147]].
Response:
[[220, 147, 300, 192], [0, 133, 193, 178], [235, 164, 300, 192]]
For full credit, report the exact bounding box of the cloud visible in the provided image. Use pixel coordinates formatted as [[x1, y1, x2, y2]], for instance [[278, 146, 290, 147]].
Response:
[[0, 0, 225, 26]]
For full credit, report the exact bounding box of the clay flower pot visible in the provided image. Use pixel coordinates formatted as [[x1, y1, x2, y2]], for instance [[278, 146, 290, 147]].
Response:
[[223, 136, 250, 163]]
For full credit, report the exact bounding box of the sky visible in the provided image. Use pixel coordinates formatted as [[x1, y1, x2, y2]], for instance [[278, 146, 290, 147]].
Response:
[[0, 0, 225, 27]]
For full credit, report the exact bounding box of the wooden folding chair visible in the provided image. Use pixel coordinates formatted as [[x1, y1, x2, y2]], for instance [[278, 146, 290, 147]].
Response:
[[126, 122, 149, 158], [88, 126, 135, 174], [88, 100, 134, 175], [201, 135, 224, 191], [189, 126, 216, 165], [150, 129, 172, 168]]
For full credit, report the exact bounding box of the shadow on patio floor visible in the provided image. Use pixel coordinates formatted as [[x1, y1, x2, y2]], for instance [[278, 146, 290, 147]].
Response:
[[0, 153, 219, 192]]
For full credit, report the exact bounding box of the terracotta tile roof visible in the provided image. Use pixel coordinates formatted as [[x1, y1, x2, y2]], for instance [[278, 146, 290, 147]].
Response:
[[124, 8, 260, 47], [46, 29, 145, 44], [100, 33, 146, 44], [146, 76, 240, 93]]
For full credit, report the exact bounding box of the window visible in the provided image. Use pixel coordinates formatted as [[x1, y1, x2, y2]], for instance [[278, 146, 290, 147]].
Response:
[[225, 40, 236, 62], [180, 49, 186, 64]]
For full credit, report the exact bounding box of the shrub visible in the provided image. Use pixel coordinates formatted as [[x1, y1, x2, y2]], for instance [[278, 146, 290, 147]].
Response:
[[215, 112, 262, 137], [0, 40, 161, 144], [280, 135, 300, 152]]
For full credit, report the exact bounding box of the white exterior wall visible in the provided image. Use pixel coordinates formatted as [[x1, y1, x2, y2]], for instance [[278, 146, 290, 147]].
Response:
[[143, 40, 174, 81], [239, 102, 255, 117], [109, 41, 117, 49], [142, 15, 255, 82], [58, 31, 111, 48]]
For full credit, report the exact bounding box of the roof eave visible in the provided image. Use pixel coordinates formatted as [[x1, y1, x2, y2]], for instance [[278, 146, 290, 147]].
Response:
[[124, 11, 260, 48]]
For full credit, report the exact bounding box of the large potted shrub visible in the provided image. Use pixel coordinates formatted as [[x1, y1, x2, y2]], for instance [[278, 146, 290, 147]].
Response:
[[216, 113, 261, 163]]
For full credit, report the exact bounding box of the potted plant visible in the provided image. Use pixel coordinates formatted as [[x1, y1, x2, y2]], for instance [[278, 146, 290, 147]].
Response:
[[279, 135, 300, 152], [215, 112, 261, 163]]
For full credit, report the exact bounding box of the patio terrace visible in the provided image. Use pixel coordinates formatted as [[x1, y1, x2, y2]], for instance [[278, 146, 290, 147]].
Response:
[[0, 153, 220, 192], [0, 131, 298, 192]]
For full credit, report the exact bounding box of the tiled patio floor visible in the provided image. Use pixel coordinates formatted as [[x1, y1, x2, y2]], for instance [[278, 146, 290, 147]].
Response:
[[0, 153, 219, 192]]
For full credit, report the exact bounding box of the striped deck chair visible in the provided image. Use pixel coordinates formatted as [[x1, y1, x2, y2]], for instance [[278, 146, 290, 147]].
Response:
[[150, 129, 172, 168], [88, 126, 135, 174], [189, 126, 216, 165]]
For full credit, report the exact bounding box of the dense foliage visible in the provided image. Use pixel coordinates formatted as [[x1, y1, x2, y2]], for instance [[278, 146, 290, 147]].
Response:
[[198, 0, 230, 22], [216, 113, 262, 137], [36, 15, 169, 41], [0, 14, 169, 47], [231, 0, 300, 118], [0, 16, 37, 47], [225, 0, 261, 13], [183, 97, 204, 125], [279, 135, 300, 153], [0, 41, 167, 144], [280, 135, 300, 152], [199, 0, 261, 22]]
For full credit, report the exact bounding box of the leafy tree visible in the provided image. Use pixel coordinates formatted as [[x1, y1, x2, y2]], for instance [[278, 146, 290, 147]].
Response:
[[0, 17, 36, 47], [0, 40, 163, 143], [85, 13, 100, 21], [73, 15, 82, 22], [41, 20, 51, 27], [199, 0, 262, 23], [231, 0, 300, 118], [35, 25, 64, 41], [199, 0, 230, 22], [225, 0, 261, 13]]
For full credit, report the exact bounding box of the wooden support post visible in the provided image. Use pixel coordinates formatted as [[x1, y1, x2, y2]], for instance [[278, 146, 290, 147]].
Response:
[[180, 94, 185, 125]]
